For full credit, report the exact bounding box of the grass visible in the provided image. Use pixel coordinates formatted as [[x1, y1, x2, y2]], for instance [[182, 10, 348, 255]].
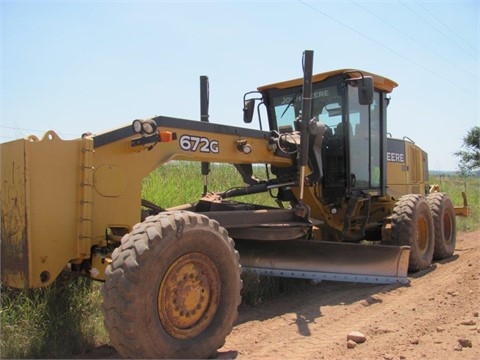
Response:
[[429, 174, 480, 232], [1, 164, 478, 358], [141, 161, 278, 208], [0, 276, 106, 359]]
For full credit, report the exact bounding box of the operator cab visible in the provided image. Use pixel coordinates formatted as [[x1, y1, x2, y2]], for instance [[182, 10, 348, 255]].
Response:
[[246, 69, 397, 201]]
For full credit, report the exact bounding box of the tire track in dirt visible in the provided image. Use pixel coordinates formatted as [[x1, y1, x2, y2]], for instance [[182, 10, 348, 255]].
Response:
[[217, 230, 479, 359], [83, 230, 479, 359]]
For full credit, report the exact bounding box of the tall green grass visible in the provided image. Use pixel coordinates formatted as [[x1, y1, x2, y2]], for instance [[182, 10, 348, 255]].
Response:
[[429, 174, 480, 232], [141, 161, 278, 207], [0, 276, 106, 359], [1, 165, 478, 358]]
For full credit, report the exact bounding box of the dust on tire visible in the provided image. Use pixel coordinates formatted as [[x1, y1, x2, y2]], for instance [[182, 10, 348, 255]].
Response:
[[101, 211, 242, 359], [427, 192, 456, 260], [391, 194, 434, 272]]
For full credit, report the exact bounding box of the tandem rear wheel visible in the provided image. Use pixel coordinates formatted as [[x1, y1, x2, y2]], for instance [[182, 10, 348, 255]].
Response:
[[101, 211, 242, 359], [391, 193, 456, 272], [426, 192, 457, 260], [391, 194, 434, 272]]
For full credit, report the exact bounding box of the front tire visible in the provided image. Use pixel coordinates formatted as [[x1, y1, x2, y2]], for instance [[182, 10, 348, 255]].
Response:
[[102, 211, 242, 359], [391, 194, 434, 272], [427, 192, 456, 260]]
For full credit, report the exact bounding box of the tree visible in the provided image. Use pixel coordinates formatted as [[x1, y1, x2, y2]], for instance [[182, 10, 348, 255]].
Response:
[[454, 126, 480, 175]]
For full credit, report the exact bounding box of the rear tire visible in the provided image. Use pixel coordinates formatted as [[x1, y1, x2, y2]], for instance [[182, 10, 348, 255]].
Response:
[[426, 192, 456, 260], [102, 211, 242, 359], [391, 194, 434, 272]]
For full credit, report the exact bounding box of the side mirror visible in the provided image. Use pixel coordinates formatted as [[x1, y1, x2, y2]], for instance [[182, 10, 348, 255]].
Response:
[[243, 99, 255, 123], [357, 76, 374, 105]]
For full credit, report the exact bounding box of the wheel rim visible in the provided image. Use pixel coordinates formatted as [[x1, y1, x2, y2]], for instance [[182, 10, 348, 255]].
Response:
[[443, 211, 453, 244], [417, 214, 429, 254], [158, 252, 220, 340]]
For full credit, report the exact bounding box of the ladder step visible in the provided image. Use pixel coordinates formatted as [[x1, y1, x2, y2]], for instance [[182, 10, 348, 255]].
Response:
[[342, 193, 372, 241]]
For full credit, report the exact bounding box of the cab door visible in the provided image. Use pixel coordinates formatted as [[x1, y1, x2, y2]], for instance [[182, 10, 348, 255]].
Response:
[[347, 87, 383, 192]]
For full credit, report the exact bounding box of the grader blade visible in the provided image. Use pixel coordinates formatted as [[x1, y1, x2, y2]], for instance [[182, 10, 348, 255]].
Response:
[[236, 240, 410, 285]]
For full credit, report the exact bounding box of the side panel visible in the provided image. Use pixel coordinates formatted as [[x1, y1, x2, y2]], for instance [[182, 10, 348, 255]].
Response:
[[386, 138, 408, 197], [1, 133, 89, 288], [1, 140, 30, 288], [386, 138, 428, 198], [406, 142, 428, 195]]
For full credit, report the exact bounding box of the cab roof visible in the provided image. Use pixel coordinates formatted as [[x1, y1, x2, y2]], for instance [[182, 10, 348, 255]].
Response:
[[257, 69, 398, 93]]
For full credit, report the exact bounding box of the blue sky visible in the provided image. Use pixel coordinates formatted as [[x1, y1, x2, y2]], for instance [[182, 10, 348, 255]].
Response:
[[1, 0, 478, 171]]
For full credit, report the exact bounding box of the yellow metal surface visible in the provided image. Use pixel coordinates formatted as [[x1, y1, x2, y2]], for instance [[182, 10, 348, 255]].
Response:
[[88, 121, 294, 256], [1, 132, 91, 288], [1, 139, 29, 288], [387, 140, 428, 199], [386, 160, 408, 197], [158, 252, 220, 340], [454, 206, 470, 217], [258, 68, 398, 93], [458, 191, 470, 216], [2, 118, 291, 288], [430, 185, 470, 217], [93, 164, 127, 197]]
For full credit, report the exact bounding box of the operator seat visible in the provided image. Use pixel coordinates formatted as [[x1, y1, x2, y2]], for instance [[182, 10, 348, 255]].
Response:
[[307, 121, 326, 183]]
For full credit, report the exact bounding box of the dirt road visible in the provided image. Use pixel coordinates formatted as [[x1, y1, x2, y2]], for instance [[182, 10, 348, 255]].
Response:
[[92, 230, 479, 359], [218, 230, 479, 360]]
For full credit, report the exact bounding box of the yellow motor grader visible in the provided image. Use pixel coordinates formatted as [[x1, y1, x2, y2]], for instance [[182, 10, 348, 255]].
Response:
[[1, 50, 467, 358]]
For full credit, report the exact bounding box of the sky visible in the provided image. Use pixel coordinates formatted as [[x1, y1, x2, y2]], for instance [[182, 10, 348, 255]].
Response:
[[1, 0, 478, 171]]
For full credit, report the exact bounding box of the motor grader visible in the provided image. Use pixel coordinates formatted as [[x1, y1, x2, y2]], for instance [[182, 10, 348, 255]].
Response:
[[1, 50, 467, 359]]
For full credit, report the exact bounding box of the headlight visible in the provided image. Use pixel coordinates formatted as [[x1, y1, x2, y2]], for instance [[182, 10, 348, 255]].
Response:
[[132, 119, 157, 135], [141, 119, 157, 135], [132, 119, 143, 134]]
